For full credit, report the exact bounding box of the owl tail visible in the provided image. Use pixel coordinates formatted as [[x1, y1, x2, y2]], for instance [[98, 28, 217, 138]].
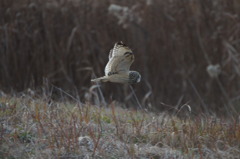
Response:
[[91, 76, 109, 83]]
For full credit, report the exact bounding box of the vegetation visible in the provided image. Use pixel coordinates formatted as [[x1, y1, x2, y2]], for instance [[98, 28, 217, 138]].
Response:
[[0, 0, 239, 114], [1, 94, 240, 158]]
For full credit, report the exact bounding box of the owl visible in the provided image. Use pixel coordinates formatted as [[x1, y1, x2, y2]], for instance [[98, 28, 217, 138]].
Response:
[[91, 42, 141, 84]]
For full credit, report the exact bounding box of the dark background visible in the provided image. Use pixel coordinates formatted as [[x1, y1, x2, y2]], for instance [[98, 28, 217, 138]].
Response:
[[0, 0, 240, 115]]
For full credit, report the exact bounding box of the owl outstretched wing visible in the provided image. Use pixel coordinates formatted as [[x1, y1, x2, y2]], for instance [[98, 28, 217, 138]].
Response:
[[111, 41, 132, 57], [108, 49, 113, 60], [104, 42, 134, 76], [91, 73, 129, 83]]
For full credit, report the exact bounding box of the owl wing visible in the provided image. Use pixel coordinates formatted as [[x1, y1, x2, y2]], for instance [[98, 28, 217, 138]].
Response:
[[91, 73, 130, 84], [111, 41, 132, 57], [104, 53, 134, 76], [108, 49, 113, 60]]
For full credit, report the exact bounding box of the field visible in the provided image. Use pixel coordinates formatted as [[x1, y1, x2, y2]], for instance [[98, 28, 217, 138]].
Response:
[[1, 93, 240, 158]]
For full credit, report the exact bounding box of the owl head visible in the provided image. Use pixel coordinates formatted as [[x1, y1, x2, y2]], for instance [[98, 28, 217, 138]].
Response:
[[129, 71, 141, 84]]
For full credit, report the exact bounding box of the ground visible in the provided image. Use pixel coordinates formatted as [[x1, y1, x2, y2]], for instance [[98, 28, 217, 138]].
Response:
[[1, 95, 240, 159]]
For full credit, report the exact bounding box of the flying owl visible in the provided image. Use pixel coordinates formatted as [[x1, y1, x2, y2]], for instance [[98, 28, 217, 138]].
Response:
[[91, 42, 141, 84]]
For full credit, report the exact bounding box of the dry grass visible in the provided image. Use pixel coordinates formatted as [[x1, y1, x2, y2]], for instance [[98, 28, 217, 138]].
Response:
[[1, 94, 240, 158], [0, 0, 240, 115]]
